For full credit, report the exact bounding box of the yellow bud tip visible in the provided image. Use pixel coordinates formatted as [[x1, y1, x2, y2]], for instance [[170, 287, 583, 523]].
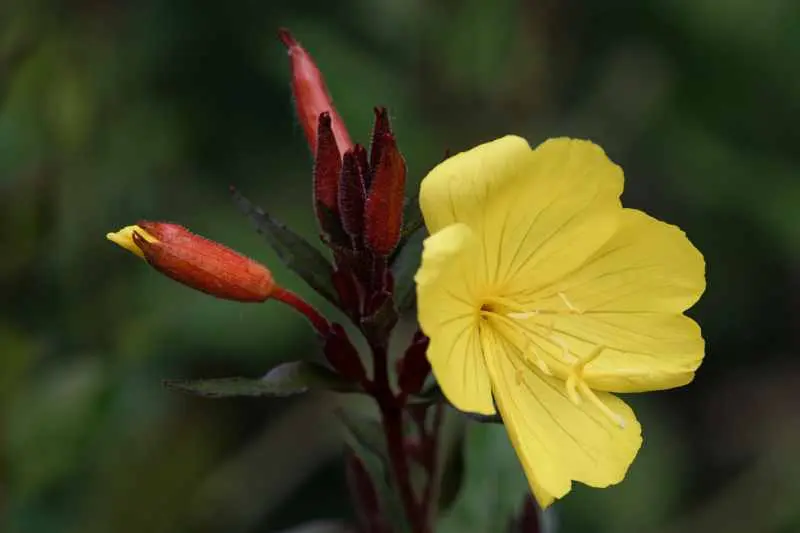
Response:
[[106, 225, 158, 259]]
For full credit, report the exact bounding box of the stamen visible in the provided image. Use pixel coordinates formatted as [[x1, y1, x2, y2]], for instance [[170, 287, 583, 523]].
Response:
[[508, 310, 538, 320], [578, 381, 626, 428], [484, 293, 625, 429], [526, 344, 553, 376], [558, 292, 583, 314], [551, 335, 577, 364], [487, 311, 554, 377], [565, 373, 581, 404], [562, 345, 625, 428]]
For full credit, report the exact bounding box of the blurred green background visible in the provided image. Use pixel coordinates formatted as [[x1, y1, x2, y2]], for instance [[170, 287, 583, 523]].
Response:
[[1, 0, 799, 532]]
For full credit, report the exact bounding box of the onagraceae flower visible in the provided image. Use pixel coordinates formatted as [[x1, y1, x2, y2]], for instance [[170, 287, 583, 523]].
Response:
[[414, 136, 705, 507], [107, 222, 275, 302]]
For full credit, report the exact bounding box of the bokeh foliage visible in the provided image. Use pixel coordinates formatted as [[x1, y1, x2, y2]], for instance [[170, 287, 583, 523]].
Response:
[[1, 0, 799, 532]]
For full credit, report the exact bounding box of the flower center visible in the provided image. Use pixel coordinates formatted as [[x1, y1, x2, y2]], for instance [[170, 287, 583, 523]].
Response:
[[480, 292, 626, 428]]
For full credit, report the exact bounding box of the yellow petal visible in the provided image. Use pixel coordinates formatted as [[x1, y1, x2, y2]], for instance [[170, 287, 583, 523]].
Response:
[[419, 135, 534, 235], [485, 328, 642, 508], [106, 225, 158, 259], [492, 138, 625, 293], [415, 224, 495, 415], [427, 318, 496, 415], [524, 209, 706, 313], [421, 137, 625, 296], [513, 312, 704, 393]]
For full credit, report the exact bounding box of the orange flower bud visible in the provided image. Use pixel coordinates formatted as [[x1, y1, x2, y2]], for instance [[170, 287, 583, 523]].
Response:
[[279, 28, 353, 155], [106, 222, 275, 302]]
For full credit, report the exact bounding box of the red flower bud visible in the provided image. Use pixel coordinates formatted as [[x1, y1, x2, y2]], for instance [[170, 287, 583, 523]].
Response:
[[368, 107, 392, 180], [279, 28, 353, 155], [313, 112, 349, 244], [107, 222, 275, 302], [398, 331, 431, 395], [338, 146, 368, 243], [364, 131, 406, 256]]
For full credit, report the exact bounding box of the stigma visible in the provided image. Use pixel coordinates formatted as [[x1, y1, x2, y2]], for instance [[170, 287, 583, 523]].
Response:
[[481, 292, 626, 429]]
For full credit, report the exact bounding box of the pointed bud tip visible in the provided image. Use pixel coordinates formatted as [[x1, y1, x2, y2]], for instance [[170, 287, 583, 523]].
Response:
[[277, 28, 297, 48], [106, 224, 158, 259], [318, 111, 332, 127]]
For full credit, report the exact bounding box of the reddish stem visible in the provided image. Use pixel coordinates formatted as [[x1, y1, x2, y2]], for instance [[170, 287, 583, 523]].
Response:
[[372, 344, 428, 533], [272, 286, 330, 336], [421, 403, 444, 524]]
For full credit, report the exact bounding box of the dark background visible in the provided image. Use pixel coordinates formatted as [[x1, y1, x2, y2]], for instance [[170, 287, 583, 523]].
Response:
[[1, 1, 798, 532]]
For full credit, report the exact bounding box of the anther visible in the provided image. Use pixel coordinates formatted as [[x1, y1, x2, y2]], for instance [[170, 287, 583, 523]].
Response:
[[527, 344, 553, 376], [508, 311, 538, 320], [562, 345, 626, 428]]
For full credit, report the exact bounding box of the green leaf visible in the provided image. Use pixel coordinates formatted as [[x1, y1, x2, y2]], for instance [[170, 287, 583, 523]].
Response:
[[163, 361, 359, 398], [436, 421, 530, 533], [231, 188, 340, 307], [406, 385, 445, 406], [399, 194, 424, 246], [464, 411, 502, 424], [390, 225, 426, 313], [336, 409, 412, 533]]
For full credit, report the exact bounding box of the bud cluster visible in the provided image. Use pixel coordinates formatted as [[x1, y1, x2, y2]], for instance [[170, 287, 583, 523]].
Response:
[[107, 28, 435, 533]]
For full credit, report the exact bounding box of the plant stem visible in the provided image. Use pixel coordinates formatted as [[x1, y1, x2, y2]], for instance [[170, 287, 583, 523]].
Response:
[[272, 286, 331, 335], [372, 343, 428, 533], [421, 403, 444, 525]]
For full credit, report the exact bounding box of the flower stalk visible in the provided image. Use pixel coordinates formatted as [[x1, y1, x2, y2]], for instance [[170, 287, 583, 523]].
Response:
[[271, 286, 331, 336]]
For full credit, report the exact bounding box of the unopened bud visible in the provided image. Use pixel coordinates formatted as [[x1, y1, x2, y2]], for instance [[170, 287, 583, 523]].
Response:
[[314, 112, 349, 244], [368, 107, 392, 182], [338, 146, 367, 242], [107, 222, 275, 302], [279, 28, 353, 155], [364, 131, 406, 256], [398, 331, 431, 395]]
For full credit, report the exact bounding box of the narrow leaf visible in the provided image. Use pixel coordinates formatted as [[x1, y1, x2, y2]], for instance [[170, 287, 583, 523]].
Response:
[[390, 226, 426, 313], [396, 194, 424, 253], [231, 188, 339, 307], [337, 409, 412, 533], [437, 422, 530, 533], [164, 361, 359, 398]]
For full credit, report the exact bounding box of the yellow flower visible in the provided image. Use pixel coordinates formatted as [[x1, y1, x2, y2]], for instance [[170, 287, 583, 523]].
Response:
[[414, 136, 705, 508]]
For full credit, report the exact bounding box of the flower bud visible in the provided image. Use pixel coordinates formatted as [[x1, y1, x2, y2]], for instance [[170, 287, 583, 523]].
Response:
[[368, 107, 392, 183], [279, 28, 353, 155], [106, 222, 275, 302], [313, 112, 350, 245], [364, 130, 406, 256], [338, 146, 368, 242], [397, 331, 431, 395]]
